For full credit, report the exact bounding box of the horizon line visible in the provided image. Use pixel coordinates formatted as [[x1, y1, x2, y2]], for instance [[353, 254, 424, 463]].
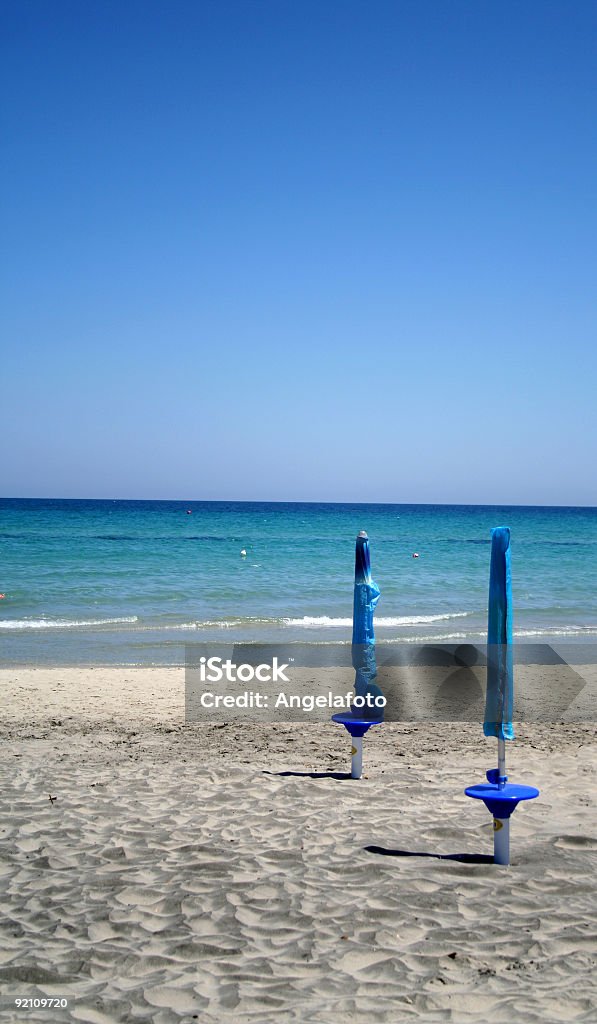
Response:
[[2, 496, 596, 510]]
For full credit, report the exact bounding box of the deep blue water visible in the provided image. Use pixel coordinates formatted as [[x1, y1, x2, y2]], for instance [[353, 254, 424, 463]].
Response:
[[1, 498, 596, 664]]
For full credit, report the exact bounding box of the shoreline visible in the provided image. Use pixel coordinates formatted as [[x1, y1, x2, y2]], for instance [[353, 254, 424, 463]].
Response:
[[2, 663, 596, 726], [2, 633, 597, 673]]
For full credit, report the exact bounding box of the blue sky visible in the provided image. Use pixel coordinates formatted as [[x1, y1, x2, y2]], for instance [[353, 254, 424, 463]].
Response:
[[2, 0, 596, 504]]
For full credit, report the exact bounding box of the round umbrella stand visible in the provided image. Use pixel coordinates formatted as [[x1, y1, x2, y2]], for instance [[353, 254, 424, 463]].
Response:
[[465, 773, 539, 865], [332, 712, 382, 779]]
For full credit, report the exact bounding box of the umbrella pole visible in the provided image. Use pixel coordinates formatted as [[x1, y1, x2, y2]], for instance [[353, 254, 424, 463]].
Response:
[[493, 814, 510, 865], [497, 738, 506, 788], [351, 736, 363, 779], [494, 737, 509, 864]]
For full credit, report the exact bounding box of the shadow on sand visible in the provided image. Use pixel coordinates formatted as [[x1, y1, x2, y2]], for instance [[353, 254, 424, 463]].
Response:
[[262, 770, 352, 780], [365, 845, 493, 864]]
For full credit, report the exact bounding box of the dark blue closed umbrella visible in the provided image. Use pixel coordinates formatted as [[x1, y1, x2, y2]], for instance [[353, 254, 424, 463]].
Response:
[[484, 526, 515, 746], [352, 530, 382, 710]]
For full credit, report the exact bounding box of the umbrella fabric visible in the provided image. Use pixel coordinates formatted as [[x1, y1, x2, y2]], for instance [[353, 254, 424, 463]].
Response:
[[484, 526, 515, 740], [352, 534, 382, 715]]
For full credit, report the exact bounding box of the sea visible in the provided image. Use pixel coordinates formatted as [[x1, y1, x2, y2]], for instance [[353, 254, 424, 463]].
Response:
[[1, 499, 596, 665]]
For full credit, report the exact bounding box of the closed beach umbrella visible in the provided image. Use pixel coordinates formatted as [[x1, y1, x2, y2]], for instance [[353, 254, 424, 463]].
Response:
[[485, 525, 515, 752], [352, 530, 382, 704], [465, 526, 539, 864], [332, 531, 383, 778]]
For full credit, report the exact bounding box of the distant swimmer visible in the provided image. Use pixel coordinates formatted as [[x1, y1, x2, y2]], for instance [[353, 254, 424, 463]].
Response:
[[186, 509, 192, 514], [412, 552, 419, 558], [240, 549, 247, 557], [0, 594, 4, 599]]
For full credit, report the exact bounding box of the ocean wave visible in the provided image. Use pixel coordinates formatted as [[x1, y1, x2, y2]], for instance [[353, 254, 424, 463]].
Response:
[[142, 618, 277, 631], [0, 616, 139, 630], [119, 612, 474, 631], [282, 613, 471, 627], [193, 617, 274, 629], [282, 616, 353, 627], [514, 626, 597, 637], [385, 632, 470, 643]]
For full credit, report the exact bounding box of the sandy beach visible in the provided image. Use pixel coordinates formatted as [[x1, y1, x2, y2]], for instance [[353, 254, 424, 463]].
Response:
[[1, 667, 596, 1023], [4, 0, 597, 1019]]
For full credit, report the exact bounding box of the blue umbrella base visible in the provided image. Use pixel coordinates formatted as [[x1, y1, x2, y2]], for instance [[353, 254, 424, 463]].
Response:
[[465, 781, 539, 819], [331, 713, 383, 738]]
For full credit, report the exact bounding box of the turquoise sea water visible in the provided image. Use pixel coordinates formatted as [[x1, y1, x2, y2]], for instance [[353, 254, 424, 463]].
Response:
[[1, 499, 596, 665]]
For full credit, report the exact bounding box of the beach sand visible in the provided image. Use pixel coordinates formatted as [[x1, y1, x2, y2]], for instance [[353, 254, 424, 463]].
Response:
[[1, 667, 596, 1023]]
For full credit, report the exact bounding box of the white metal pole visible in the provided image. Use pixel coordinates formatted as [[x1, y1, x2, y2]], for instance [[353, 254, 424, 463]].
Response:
[[498, 738, 506, 787], [493, 816, 510, 865], [495, 736, 509, 863], [351, 736, 363, 779]]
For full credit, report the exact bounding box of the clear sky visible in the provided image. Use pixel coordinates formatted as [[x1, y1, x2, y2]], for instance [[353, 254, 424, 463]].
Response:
[[2, 0, 596, 504]]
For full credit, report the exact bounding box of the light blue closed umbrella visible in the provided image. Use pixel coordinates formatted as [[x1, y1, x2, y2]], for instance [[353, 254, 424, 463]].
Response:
[[466, 526, 539, 864], [332, 531, 384, 778]]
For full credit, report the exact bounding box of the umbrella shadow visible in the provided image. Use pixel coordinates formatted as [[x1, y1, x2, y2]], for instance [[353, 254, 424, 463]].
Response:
[[365, 845, 493, 864], [262, 770, 352, 780]]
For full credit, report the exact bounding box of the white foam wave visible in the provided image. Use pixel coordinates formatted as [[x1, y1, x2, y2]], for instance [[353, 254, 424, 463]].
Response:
[[101, 617, 284, 632], [514, 626, 597, 638], [283, 616, 353, 627], [0, 616, 139, 630], [132, 612, 474, 631], [193, 618, 274, 629], [282, 612, 471, 627], [386, 632, 469, 643]]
